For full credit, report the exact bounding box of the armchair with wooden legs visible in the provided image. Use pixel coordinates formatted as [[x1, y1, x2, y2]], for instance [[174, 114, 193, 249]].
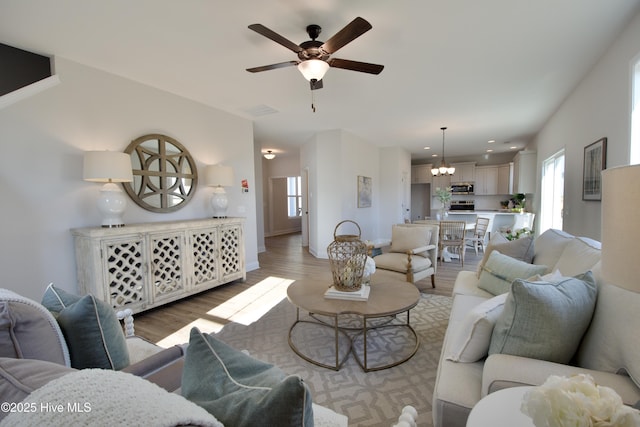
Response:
[[371, 223, 439, 288]]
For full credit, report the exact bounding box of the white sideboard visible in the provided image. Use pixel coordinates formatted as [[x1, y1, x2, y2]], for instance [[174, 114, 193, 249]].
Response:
[[71, 218, 246, 314]]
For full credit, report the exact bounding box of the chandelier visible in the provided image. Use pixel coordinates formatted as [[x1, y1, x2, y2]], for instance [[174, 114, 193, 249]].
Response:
[[431, 127, 455, 176]]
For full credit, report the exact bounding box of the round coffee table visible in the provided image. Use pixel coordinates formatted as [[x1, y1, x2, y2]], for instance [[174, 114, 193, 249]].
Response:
[[286, 275, 420, 372]]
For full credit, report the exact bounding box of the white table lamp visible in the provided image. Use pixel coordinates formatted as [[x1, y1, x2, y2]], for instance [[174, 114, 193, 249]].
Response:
[[205, 164, 234, 218], [83, 151, 133, 227]]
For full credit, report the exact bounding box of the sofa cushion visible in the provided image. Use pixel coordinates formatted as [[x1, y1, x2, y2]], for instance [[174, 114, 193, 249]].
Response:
[[0, 288, 69, 366], [476, 234, 535, 278], [41, 284, 130, 370], [489, 272, 597, 364], [390, 225, 431, 254], [553, 237, 601, 277], [576, 281, 640, 389], [446, 293, 508, 363], [373, 252, 432, 273], [477, 251, 547, 296], [182, 327, 313, 427], [0, 357, 75, 421], [531, 229, 574, 271]]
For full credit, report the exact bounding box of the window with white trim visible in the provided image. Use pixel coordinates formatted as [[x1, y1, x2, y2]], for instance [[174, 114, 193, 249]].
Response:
[[540, 149, 565, 233], [631, 57, 640, 164], [287, 176, 302, 217]]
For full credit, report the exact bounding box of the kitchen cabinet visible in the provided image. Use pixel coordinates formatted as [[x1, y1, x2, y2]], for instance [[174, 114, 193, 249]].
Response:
[[451, 162, 476, 183], [411, 164, 433, 184], [71, 218, 245, 314], [497, 163, 513, 195], [475, 166, 499, 195], [513, 151, 537, 194]]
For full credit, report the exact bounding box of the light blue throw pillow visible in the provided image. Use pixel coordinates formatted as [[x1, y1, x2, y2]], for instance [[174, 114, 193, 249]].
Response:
[[489, 271, 597, 363], [182, 327, 314, 427], [41, 284, 130, 370], [477, 250, 547, 296]]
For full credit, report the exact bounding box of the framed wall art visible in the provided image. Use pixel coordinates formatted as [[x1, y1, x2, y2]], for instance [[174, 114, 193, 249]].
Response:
[[357, 176, 372, 208], [582, 137, 607, 201]]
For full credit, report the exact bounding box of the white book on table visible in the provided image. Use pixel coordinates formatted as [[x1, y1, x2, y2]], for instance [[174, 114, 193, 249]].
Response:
[[324, 285, 370, 301]]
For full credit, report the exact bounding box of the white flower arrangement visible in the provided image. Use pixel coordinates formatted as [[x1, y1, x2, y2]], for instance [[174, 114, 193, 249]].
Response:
[[521, 374, 640, 427]]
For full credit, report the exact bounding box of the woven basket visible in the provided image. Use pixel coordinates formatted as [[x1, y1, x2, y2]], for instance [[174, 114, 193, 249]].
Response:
[[327, 220, 367, 292]]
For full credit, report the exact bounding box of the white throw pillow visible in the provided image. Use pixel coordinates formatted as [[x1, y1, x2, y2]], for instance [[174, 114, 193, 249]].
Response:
[[554, 237, 601, 277], [446, 293, 508, 363]]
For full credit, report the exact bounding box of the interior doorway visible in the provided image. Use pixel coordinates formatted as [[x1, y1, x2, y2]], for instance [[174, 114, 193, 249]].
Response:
[[410, 183, 431, 221]]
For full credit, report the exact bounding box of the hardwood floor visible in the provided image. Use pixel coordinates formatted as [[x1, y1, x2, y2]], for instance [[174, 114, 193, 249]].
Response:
[[133, 233, 482, 343]]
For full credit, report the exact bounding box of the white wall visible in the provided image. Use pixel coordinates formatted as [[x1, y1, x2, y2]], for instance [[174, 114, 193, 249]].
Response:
[[301, 130, 386, 258], [530, 10, 640, 240], [377, 146, 412, 238], [0, 58, 259, 301]]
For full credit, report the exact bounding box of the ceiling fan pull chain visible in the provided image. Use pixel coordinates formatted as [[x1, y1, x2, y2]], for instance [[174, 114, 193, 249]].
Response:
[[311, 90, 316, 113]]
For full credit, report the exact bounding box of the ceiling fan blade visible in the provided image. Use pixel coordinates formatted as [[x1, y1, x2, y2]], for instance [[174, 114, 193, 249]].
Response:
[[328, 58, 384, 74], [310, 79, 323, 90], [248, 24, 302, 53], [246, 60, 299, 73], [320, 17, 372, 54]]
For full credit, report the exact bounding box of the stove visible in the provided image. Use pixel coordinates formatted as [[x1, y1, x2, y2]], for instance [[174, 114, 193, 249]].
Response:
[[450, 200, 475, 211]]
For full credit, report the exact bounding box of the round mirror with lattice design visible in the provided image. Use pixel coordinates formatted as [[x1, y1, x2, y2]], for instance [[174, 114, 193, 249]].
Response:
[[123, 134, 198, 213]]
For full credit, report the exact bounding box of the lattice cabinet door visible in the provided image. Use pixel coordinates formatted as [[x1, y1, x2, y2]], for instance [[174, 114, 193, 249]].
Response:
[[219, 224, 245, 281], [188, 227, 220, 289], [148, 232, 186, 302], [100, 236, 147, 312]]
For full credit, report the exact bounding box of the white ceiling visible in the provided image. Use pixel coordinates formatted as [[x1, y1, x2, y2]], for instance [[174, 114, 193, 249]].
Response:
[[2, 0, 639, 162]]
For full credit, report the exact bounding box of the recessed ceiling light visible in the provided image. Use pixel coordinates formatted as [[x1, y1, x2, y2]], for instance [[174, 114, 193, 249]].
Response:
[[486, 149, 494, 152], [510, 146, 518, 150], [424, 146, 431, 150], [488, 140, 495, 143], [432, 154, 438, 157]]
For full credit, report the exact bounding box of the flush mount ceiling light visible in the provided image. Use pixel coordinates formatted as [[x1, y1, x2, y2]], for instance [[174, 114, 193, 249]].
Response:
[[431, 127, 456, 176], [263, 150, 276, 160]]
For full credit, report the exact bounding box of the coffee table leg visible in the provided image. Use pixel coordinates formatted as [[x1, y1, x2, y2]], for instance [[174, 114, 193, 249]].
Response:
[[363, 316, 368, 371], [334, 314, 339, 369]]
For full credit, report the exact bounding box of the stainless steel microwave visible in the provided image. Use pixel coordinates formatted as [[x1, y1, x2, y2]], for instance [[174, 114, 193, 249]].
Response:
[[451, 183, 474, 195]]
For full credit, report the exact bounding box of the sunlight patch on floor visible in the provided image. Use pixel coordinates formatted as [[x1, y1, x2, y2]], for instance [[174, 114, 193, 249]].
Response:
[[154, 318, 225, 348], [207, 276, 293, 325], [153, 276, 294, 347]]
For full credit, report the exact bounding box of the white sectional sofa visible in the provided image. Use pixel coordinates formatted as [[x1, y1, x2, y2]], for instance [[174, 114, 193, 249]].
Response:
[[432, 228, 640, 427]]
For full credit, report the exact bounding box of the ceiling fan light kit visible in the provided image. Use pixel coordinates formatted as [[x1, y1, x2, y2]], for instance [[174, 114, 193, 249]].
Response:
[[297, 59, 330, 81], [431, 127, 456, 177]]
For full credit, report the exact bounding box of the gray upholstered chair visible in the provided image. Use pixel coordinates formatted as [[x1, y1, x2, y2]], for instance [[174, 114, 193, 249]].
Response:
[[371, 223, 439, 288]]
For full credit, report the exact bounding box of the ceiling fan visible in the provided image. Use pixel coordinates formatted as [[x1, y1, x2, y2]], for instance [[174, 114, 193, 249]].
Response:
[[246, 17, 384, 90]]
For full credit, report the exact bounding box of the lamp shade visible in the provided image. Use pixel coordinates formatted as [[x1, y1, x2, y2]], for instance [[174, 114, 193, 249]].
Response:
[[601, 164, 640, 292], [297, 59, 329, 81], [205, 165, 234, 187], [83, 151, 133, 183]]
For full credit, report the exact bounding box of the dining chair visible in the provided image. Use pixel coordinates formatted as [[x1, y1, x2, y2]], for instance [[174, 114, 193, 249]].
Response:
[[438, 221, 467, 267], [465, 217, 491, 256]]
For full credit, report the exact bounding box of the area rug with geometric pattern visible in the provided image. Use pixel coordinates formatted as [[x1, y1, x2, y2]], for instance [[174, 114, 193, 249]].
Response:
[[215, 293, 452, 427]]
